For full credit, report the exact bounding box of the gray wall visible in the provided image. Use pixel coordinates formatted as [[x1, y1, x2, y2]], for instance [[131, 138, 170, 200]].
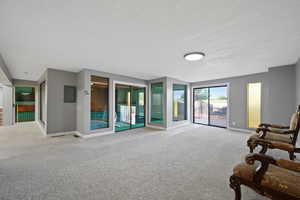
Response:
[[40, 82, 46, 124], [296, 58, 300, 106], [77, 69, 147, 135], [0, 54, 12, 85], [191, 64, 296, 129], [0, 85, 13, 126], [0, 87, 3, 107], [47, 69, 77, 134], [268, 65, 296, 124]]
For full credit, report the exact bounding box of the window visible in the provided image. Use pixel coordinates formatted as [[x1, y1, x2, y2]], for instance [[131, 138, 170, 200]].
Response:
[[247, 82, 261, 128], [173, 84, 187, 121], [64, 86, 76, 103], [90, 76, 109, 130], [150, 82, 164, 124], [193, 86, 228, 127]]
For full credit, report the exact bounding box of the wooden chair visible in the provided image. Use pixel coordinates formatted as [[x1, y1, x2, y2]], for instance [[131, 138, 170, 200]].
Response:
[[230, 153, 300, 200], [247, 105, 300, 160]]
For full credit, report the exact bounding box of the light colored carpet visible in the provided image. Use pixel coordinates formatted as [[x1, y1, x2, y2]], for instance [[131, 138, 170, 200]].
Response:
[[0, 122, 292, 200]]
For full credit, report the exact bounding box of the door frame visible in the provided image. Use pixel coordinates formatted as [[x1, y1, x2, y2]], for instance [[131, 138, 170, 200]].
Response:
[[13, 85, 38, 124], [192, 83, 230, 128], [113, 81, 148, 132]]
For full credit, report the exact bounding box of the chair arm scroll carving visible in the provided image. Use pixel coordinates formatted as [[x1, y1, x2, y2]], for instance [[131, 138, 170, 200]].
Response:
[[245, 153, 277, 184]]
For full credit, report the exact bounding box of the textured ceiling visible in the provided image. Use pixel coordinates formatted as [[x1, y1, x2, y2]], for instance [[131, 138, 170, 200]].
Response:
[[0, 0, 300, 82]]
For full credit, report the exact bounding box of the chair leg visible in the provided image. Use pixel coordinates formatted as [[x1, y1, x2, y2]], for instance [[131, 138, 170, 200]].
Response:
[[289, 151, 296, 160], [230, 176, 242, 200]]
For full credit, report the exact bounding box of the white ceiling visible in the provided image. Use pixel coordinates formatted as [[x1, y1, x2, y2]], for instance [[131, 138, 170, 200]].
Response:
[[0, 0, 300, 82]]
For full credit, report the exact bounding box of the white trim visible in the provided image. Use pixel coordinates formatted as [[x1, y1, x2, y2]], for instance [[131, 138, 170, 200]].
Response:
[[36, 121, 46, 136], [191, 82, 230, 128], [13, 85, 39, 124], [191, 82, 230, 90], [148, 80, 167, 128], [113, 80, 147, 88], [166, 121, 192, 130], [171, 83, 190, 126], [47, 131, 77, 137], [228, 127, 252, 133], [77, 130, 114, 138], [146, 124, 166, 130]]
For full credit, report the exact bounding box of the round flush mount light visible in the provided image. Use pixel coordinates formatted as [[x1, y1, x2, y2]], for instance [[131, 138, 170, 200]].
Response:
[[184, 52, 205, 61]]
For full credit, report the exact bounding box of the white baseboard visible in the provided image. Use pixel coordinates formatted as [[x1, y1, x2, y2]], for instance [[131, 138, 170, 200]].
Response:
[[47, 131, 78, 137], [146, 124, 166, 130], [228, 127, 252, 133], [77, 131, 114, 139], [166, 122, 192, 130], [36, 121, 46, 136]]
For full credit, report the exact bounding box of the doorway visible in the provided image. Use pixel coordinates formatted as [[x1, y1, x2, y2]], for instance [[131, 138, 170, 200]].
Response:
[[15, 87, 35, 123], [115, 84, 145, 132], [193, 85, 228, 128]]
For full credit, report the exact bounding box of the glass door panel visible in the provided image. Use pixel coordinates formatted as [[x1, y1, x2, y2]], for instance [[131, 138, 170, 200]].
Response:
[[193, 88, 209, 124], [15, 87, 35, 122], [247, 82, 261, 128], [150, 82, 164, 124], [209, 86, 228, 127], [131, 87, 145, 129], [115, 85, 131, 132], [173, 84, 187, 121], [193, 86, 228, 128], [90, 76, 109, 130], [115, 85, 146, 132]]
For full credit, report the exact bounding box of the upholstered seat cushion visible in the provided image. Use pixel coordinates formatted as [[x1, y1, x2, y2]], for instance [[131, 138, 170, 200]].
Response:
[[249, 132, 292, 143], [290, 113, 298, 131], [233, 163, 300, 197]]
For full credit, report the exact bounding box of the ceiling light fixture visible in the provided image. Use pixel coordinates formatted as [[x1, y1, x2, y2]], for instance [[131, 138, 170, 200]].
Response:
[[184, 52, 205, 61]]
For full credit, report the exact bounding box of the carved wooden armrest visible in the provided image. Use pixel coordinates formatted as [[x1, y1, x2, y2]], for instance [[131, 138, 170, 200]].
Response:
[[255, 127, 270, 138], [268, 129, 295, 135], [256, 127, 294, 138], [276, 159, 300, 173], [259, 123, 289, 129], [245, 153, 277, 184]]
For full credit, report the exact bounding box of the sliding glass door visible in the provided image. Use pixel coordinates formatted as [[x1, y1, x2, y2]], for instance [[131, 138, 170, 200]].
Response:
[[115, 84, 145, 132], [15, 87, 35, 122], [193, 86, 228, 128], [131, 87, 145, 129], [193, 88, 209, 124]]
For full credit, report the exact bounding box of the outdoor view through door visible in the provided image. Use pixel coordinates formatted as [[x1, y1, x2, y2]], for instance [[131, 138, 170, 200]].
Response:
[[15, 87, 35, 122], [173, 84, 187, 121], [193, 86, 228, 127], [115, 84, 145, 132]]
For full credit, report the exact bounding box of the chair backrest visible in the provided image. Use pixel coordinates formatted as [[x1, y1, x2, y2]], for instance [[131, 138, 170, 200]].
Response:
[[291, 105, 300, 145]]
